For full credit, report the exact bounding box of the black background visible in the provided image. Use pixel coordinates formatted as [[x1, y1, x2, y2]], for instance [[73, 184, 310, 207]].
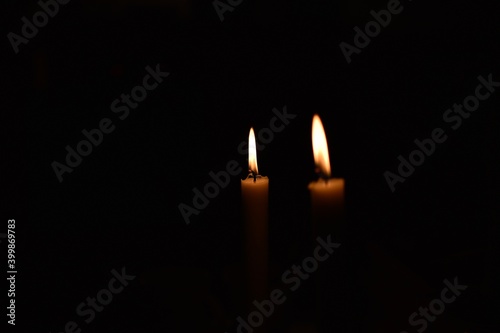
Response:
[[3, 0, 500, 332]]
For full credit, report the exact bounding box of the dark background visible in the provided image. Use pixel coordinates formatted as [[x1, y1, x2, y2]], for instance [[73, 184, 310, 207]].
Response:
[[3, 0, 500, 332]]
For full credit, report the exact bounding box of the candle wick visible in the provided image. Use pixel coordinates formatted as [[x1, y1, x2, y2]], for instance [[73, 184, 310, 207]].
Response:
[[248, 170, 260, 182], [316, 168, 329, 183]]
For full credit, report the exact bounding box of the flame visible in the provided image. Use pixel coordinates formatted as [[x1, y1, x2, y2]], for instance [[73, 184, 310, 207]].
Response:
[[312, 114, 331, 177], [248, 127, 259, 175]]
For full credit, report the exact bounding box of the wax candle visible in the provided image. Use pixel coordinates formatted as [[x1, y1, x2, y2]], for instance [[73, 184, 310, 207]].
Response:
[[308, 115, 345, 236], [308, 115, 346, 332], [241, 128, 269, 302]]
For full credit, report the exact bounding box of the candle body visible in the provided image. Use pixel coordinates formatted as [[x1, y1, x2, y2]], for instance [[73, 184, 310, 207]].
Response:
[[308, 178, 344, 236], [241, 176, 269, 302], [309, 178, 345, 332]]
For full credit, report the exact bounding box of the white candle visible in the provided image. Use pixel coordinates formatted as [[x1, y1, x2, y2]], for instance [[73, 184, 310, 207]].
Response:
[[241, 128, 269, 301], [308, 115, 345, 236]]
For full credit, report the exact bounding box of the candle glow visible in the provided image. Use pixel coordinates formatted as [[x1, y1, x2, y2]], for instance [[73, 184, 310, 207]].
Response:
[[312, 114, 331, 178], [248, 127, 259, 175]]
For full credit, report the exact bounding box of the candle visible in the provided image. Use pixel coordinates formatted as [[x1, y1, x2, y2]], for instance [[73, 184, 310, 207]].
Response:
[[308, 114, 345, 236], [308, 115, 346, 332], [241, 128, 269, 302]]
